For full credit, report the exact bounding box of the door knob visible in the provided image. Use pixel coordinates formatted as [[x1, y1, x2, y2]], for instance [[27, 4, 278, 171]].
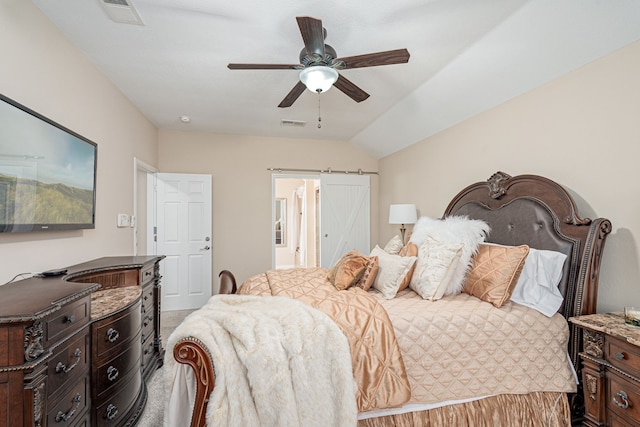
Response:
[[202, 246, 210, 250]]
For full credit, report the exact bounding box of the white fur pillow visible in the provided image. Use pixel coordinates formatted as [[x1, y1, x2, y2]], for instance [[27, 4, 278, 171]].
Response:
[[410, 237, 463, 300], [369, 245, 417, 299], [409, 215, 490, 295]]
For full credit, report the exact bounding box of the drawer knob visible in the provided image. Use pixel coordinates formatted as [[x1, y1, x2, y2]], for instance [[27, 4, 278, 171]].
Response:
[[65, 314, 76, 324], [107, 366, 119, 382], [55, 348, 82, 374], [106, 403, 118, 421], [615, 352, 626, 360], [613, 390, 630, 409], [106, 328, 120, 343], [55, 393, 82, 422], [143, 315, 153, 328]]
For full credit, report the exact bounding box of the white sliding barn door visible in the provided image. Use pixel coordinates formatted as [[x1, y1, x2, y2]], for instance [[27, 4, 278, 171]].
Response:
[[320, 174, 370, 268], [155, 173, 212, 311]]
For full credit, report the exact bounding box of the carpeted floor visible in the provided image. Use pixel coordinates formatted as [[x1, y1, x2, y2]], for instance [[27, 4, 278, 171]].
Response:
[[137, 367, 165, 426], [137, 309, 194, 426]]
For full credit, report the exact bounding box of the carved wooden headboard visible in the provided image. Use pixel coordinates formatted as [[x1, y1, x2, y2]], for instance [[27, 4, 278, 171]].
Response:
[[444, 171, 611, 367]]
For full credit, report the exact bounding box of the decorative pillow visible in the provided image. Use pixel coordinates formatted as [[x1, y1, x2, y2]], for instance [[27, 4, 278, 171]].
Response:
[[355, 255, 379, 291], [397, 242, 418, 291], [399, 242, 418, 257], [410, 237, 463, 300], [410, 215, 490, 295], [327, 250, 369, 290], [383, 235, 405, 255], [462, 243, 530, 307], [510, 247, 567, 316], [369, 245, 417, 299]]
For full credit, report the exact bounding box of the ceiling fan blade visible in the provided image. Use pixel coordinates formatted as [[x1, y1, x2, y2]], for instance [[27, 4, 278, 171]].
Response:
[[296, 16, 325, 58], [278, 81, 307, 108], [335, 48, 410, 69], [228, 63, 300, 70], [333, 74, 370, 103]]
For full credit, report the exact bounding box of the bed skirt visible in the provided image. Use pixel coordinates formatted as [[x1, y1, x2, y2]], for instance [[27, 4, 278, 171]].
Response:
[[357, 392, 570, 427]]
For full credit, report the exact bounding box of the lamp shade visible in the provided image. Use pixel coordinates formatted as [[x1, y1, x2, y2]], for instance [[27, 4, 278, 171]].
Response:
[[299, 66, 339, 93], [389, 204, 417, 225]]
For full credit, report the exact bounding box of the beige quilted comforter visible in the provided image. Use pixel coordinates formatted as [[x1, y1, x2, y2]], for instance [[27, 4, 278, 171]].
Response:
[[373, 287, 577, 405], [241, 267, 577, 411], [240, 268, 411, 412]]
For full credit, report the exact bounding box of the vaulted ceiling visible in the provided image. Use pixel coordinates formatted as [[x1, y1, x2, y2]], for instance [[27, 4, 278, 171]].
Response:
[[33, 0, 640, 158]]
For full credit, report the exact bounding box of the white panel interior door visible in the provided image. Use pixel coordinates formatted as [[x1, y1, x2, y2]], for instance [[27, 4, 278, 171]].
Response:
[[156, 173, 212, 311], [320, 174, 370, 268]]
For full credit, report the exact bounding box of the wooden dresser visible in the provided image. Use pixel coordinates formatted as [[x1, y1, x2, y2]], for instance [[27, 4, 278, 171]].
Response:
[[570, 312, 640, 426], [0, 255, 164, 426], [0, 277, 98, 426]]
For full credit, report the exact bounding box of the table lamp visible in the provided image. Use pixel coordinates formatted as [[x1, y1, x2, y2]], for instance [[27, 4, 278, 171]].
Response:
[[389, 204, 417, 243]]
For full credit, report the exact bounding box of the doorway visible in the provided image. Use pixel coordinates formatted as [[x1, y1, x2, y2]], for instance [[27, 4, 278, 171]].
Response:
[[148, 172, 213, 311], [273, 173, 371, 269], [273, 176, 320, 269]]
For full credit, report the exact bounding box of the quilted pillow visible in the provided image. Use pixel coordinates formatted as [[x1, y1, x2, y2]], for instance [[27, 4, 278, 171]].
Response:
[[462, 243, 530, 307], [410, 215, 490, 295], [409, 237, 463, 300], [369, 245, 417, 299], [355, 255, 379, 291], [327, 250, 369, 290]]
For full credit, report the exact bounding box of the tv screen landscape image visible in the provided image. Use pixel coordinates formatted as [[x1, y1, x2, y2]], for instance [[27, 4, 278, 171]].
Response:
[[0, 94, 97, 233]]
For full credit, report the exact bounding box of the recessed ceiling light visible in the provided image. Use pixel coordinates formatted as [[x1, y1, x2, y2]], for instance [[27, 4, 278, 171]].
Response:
[[180, 115, 191, 123]]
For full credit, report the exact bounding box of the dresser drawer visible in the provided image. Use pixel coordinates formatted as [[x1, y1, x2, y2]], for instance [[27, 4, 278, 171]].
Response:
[[94, 368, 142, 427], [47, 329, 90, 399], [141, 333, 155, 370], [608, 411, 638, 427], [607, 337, 640, 378], [46, 375, 90, 426], [93, 299, 141, 360], [607, 369, 640, 423], [141, 283, 154, 313], [140, 264, 155, 285], [45, 296, 91, 346], [95, 331, 142, 399]]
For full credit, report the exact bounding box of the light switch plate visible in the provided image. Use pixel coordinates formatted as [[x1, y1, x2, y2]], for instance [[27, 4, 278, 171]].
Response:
[[117, 213, 130, 227]]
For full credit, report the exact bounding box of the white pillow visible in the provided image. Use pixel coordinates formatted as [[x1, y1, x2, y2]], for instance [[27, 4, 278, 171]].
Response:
[[409, 237, 463, 300], [383, 235, 404, 255], [510, 247, 567, 317], [369, 245, 417, 299], [409, 215, 490, 295]]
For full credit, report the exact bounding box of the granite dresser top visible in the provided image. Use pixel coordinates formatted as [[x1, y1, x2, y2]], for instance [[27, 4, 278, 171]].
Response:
[[570, 312, 640, 347], [91, 286, 142, 320]]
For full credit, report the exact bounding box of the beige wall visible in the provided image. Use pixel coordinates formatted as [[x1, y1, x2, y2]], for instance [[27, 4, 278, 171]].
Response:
[[158, 131, 379, 289], [379, 40, 640, 313], [0, 0, 158, 283]]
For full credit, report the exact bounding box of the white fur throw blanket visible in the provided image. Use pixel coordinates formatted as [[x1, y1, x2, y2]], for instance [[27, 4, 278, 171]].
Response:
[[163, 294, 357, 427]]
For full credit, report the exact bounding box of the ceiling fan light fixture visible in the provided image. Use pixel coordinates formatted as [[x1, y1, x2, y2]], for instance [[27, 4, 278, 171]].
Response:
[[299, 66, 338, 93]]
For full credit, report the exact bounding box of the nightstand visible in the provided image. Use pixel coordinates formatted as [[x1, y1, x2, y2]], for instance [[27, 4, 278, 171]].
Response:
[[570, 312, 640, 426]]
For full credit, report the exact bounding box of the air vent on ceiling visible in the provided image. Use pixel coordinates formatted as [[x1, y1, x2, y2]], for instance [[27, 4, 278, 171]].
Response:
[[280, 119, 307, 127], [98, 0, 144, 25]]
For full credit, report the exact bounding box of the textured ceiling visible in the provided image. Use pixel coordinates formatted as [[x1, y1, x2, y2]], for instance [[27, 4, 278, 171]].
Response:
[[32, 0, 640, 158]]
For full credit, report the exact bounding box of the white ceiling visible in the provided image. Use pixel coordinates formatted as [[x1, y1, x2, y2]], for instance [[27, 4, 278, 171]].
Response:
[[32, 0, 640, 159]]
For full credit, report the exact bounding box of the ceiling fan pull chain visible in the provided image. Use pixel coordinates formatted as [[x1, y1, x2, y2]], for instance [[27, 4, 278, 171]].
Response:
[[317, 93, 322, 128]]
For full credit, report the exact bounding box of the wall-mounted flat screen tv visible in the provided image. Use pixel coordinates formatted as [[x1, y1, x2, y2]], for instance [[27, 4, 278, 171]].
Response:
[[0, 94, 97, 233]]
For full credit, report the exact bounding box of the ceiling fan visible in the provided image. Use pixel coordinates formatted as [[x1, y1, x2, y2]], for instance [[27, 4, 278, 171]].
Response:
[[227, 16, 410, 108]]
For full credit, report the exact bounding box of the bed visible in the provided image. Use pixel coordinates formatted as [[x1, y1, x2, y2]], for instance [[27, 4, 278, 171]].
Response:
[[167, 171, 611, 426]]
